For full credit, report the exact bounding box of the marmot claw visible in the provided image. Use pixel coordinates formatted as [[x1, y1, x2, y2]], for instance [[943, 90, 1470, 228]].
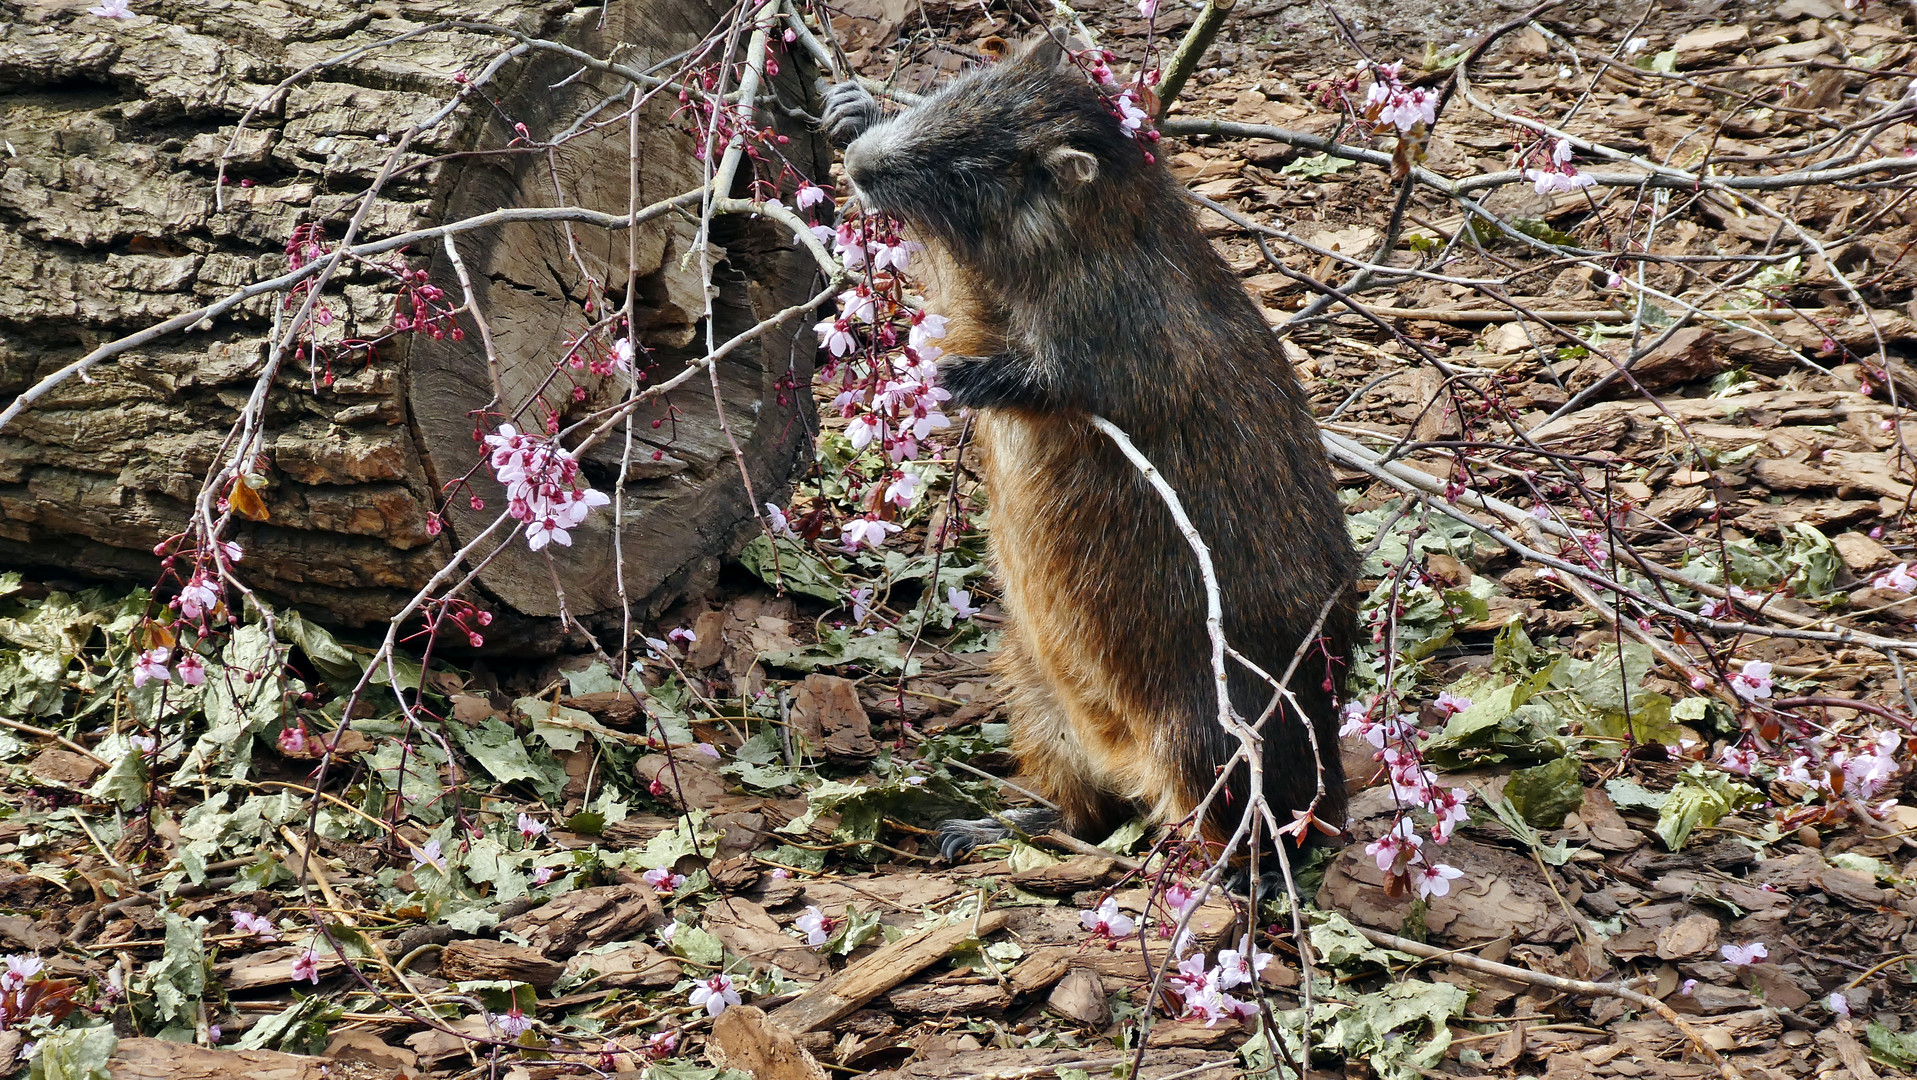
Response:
[[819, 80, 881, 147]]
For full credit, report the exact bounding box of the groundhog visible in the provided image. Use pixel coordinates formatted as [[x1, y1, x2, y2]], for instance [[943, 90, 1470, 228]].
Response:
[[820, 37, 1358, 861]]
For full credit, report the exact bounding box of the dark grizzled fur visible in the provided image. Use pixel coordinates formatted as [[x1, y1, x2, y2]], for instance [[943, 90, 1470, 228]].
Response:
[[824, 39, 1357, 854]]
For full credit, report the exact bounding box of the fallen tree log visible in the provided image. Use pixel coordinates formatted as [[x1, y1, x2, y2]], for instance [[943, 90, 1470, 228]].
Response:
[[0, 0, 825, 640]]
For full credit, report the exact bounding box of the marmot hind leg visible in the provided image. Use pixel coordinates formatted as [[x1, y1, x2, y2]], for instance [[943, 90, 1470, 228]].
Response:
[[937, 624, 1129, 859]]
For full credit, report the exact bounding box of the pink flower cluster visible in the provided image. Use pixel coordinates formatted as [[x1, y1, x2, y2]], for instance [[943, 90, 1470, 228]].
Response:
[[1363, 62, 1438, 133], [133, 646, 207, 689], [1523, 138, 1596, 195], [483, 424, 612, 552], [1169, 942, 1272, 1026], [1341, 696, 1469, 897]]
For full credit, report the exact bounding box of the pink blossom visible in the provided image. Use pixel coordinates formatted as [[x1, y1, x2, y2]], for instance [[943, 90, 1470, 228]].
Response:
[[133, 647, 171, 688], [1114, 90, 1150, 136], [1079, 897, 1136, 939], [642, 867, 686, 894], [947, 588, 981, 619], [532, 866, 557, 886], [839, 514, 901, 551], [667, 627, 696, 644], [232, 911, 277, 939], [1214, 942, 1271, 990], [1413, 862, 1463, 900], [689, 973, 741, 1016], [1138, 0, 1158, 17], [1679, 978, 1698, 995], [177, 577, 220, 620], [518, 813, 546, 840], [909, 311, 948, 349], [1364, 62, 1438, 132], [414, 839, 446, 872], [1873, 563, 1917, 593], [1433, 691, 1473, 716], [277, 724, 308, 755], [175, 652, 207, 687], [1829, 991, 1851, 1017], [1720, 942, 1768, 966], [883, 470, 922, 508], [795, 906, 836, 947], [1, 955, 44, 990], [1728, 660, 1774, 702], [646, 1030, 679, 1058], [1429, 787, 1470, 842], [88, 0, 133, 16], [794, 181, 827, 210], [1366, 818, 1423, 873], [1163, 881, 1202, 919], [291, 949, 322, 984], [764, 503, 794, 536], [836, 286, 879, 324], [1717, 746, 1758, 776], [497, 1007, 532, 1038]]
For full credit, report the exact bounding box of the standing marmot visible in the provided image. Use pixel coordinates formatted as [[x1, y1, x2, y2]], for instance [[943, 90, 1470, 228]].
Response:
[[821, 38, 1357, 857]]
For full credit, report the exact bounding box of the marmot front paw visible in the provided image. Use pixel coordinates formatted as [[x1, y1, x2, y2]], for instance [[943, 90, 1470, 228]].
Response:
[[819, 80, 882, 147]]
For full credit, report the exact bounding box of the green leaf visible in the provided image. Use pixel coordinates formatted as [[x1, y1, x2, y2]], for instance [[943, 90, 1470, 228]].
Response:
[[563, 659, 626, 696], [762, 626, 921, 675], [1504, 756, 1584, 829], [1510, 217, 1579, 247], [1309, 910, 1411, 969], [278, 610, 364, 685], [822, 906, 884, 955], [88, 749, 149, 810], [1869, 1021, 1917, 1068], [1098, 818, 1149, 854], [643, 1066, 754, 1080], [236, 995, 342, 1054], [29, 1025, 118, 1080], [145, 912, 208, 1027], [1782, 523, 1842, 601], [1322, 980, 1471, 1080], [625, 814, 715, 871], [516, 697, 592, 753], [1488, 797, 1577, 865], [1605, 778, 1668, 813], [1282, 153, 1356, 178], [737, 535, 843, 601], [1656, 765, 1760, 851], [670, 925, 725, 967], [453, 717, 567, 801]]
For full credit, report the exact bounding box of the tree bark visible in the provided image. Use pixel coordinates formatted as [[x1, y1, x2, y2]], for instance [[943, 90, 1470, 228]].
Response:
[[0, 0, 825, 639]]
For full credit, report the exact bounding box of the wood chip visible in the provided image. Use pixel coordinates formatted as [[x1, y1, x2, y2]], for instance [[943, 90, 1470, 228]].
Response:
[[708, 1005, 832, 1080], [767, 910, 1010, 1033]]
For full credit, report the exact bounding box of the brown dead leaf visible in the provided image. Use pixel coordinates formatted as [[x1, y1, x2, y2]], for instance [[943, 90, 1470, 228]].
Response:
[[789, 674, 877, 760]]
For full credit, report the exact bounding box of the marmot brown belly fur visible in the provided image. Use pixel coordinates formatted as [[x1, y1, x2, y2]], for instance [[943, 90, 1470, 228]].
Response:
[[821, 38, 1358, 856]]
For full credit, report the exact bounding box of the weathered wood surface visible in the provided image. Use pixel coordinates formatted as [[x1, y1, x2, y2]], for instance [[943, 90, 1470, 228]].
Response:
[[0, 0, 824, 637]]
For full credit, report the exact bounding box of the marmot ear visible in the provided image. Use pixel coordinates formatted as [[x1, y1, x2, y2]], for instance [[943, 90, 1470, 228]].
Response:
[[1045, 146, 1099, 187], [1011, 36, 1066, 71]]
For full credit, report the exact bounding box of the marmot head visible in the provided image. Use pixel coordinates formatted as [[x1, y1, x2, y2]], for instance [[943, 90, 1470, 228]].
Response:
[[841, 37, 1147, 264]]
